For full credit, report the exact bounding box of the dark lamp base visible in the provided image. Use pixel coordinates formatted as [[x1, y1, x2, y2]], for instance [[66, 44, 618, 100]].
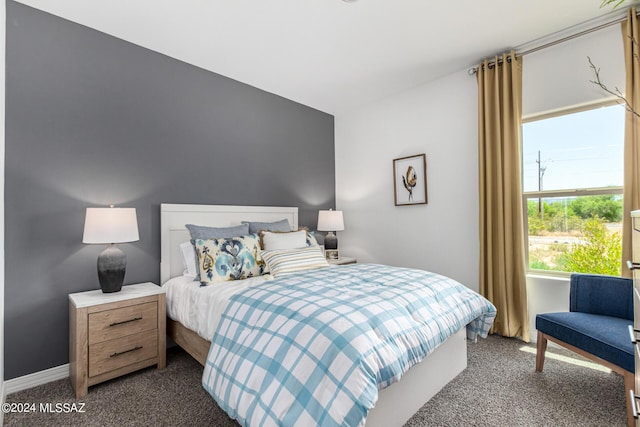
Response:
[[324, 232, 338, 250], [97, 244, 126, 293]]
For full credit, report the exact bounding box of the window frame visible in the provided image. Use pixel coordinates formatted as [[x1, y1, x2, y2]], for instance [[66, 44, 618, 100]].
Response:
[[521, 99, 624, 276]]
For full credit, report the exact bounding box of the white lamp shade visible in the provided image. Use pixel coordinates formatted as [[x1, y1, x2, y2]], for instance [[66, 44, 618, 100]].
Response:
[[82, 207, 139, 244], [317, 210, 344, 232]]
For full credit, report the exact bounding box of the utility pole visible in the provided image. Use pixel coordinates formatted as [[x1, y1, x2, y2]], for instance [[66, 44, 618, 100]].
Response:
[[536, 150, 547, 219]]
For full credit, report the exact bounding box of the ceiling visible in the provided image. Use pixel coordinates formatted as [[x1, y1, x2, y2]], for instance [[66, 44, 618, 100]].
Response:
[[12, 0, 635, 115]]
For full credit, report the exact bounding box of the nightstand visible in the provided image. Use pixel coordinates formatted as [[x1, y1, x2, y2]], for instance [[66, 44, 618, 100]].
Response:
[[327, 256, 357, 265], [69, 282, 166, 398]]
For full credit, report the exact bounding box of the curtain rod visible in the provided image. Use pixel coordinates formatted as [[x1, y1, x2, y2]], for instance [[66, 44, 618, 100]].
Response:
[[468, 7, 636, 75]]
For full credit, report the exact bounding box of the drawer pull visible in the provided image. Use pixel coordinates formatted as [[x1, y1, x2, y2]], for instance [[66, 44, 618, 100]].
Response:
[[110, 346, 143, 358], [631, 389, 640, 419], [627, 260, 640, 270], [109, 317, 143, 327]]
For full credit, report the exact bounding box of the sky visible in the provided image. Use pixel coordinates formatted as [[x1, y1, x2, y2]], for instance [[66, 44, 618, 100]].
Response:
[[522, 104, 624, 193]]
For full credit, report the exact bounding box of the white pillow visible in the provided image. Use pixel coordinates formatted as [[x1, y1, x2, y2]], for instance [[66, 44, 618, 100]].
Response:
[[261, 230, 307, 250], [179, 241, 198, 278], [260, 246, 329, 277]]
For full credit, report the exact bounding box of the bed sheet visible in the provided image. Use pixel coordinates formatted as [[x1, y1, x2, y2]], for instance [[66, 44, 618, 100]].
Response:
[[162, 274, 270, 340]]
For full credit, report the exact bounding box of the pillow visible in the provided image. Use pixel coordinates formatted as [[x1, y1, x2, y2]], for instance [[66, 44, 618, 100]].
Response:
[[194, 234, 265, 285], [186, 223, 250, 240], [241, 219, 291, 234], [309, 231, 323, 246], [179, 241, 198, 278], [306, 231, 319, 247], [260, 246, 329, 277], [261, 230, 308, 250], [185, 223, 250, 281]]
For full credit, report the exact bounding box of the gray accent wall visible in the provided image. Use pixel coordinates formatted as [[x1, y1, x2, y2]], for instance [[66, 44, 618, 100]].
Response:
[[5, 1, 335, 379]]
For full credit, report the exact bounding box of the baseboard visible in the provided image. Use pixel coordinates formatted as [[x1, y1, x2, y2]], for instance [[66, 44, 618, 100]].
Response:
[[1, 379, 5, 426], [4, 364, 69, 395]]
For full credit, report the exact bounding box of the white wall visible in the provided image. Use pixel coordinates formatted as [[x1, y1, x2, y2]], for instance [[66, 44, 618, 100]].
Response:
[[335, 22, 625, 335], [523, 23, 624, 117], [335, 68, 479, 290]]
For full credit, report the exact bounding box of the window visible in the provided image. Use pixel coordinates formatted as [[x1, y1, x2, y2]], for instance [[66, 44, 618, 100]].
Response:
[[522, 102, 624, 276]]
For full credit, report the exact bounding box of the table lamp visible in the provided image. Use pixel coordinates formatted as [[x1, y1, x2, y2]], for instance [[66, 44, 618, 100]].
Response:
[[317, 209, 344, 250], [82, 206, 139, 293]]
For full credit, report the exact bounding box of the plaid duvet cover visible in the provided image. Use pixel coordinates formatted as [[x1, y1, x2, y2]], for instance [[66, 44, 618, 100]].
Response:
[[202, 264, 496, 427]]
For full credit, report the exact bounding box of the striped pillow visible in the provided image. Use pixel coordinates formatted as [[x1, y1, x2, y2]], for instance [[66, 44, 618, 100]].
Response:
[[261, 246, 329, 277]]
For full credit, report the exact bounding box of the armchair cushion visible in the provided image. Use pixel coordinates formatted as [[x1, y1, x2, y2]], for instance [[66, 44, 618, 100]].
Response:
[[536, 312, 634, 372], [570, 274, 633, 320]]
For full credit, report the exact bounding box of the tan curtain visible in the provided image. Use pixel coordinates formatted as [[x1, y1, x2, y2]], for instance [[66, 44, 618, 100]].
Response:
[[477, 51, 530, 342], [622, 8, 640, 278]]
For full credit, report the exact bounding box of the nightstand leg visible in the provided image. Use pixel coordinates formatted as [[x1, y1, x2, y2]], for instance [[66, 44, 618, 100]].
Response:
[[157, 294, 167, 369], [74, 384, 88, 399], [69, 305, 88, 398]]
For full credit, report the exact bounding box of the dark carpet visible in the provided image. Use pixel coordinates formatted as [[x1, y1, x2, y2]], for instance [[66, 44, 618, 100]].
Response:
[[4, 335, 626, 426]]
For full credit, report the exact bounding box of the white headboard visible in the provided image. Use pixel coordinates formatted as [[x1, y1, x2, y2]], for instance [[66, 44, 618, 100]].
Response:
[[160, 204, 299, 284]]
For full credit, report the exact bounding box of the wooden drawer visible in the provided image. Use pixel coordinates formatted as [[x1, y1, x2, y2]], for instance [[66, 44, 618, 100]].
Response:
[[89, 330, 158, 377], [88, 302, 157, 344]]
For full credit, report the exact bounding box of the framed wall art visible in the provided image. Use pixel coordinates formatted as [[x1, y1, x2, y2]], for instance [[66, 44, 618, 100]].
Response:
[[393, 154, 427, 206]]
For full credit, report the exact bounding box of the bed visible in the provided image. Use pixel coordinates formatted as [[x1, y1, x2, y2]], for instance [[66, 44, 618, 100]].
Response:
[[160, 203, 495, 427]]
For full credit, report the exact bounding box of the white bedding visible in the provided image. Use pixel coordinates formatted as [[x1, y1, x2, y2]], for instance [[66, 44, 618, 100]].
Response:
[[162, 275, 271, 340]]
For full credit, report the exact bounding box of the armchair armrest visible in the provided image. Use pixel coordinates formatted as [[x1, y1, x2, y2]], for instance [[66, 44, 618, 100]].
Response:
[[569, 273, 633, 320]]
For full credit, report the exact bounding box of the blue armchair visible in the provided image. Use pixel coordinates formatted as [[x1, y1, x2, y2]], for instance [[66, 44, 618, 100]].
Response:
[[535, 273, 634, 426]]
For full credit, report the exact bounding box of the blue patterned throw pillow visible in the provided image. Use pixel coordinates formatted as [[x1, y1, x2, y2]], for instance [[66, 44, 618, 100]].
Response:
[[194, 234, 265, 285], [306, 230, 319, 247]]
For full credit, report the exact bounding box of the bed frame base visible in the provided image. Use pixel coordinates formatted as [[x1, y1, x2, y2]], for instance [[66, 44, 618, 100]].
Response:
[[367, 328, 467, 427], [167, 318, 467, 426], [167, 318, 209, 365]]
